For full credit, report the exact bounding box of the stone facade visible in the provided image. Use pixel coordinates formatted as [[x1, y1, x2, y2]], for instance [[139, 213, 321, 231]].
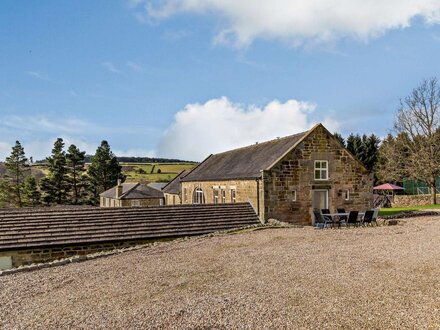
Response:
[[164, 193, 181, 205], [263, 125, 372, 225], [182, 125, 373, 225], [100, 197, 163, 207], [180, 180, 264, 216]]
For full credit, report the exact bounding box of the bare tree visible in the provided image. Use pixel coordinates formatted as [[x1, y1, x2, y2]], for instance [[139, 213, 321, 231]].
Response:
[[394, 78, 440, 204]]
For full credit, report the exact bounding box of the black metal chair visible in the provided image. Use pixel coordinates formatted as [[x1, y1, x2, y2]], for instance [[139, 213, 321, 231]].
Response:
[[314, 210, 333, 228], [346, 211, 360, 227], [362, 210, 375, 226], [337, 207, 348, 225], [321, 209, 333, 225]]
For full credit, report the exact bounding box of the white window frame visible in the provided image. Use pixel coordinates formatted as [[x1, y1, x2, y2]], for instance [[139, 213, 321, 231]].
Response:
[[345, 189, 350, 201], [231, 188, 236, 203], [221, 189, 226, 203], [213, 188, 219, 204], [314, 160, 329, 181], [131, 200, 141, 207], [193, 188, 205, 204], [292, 190, 297, 202]]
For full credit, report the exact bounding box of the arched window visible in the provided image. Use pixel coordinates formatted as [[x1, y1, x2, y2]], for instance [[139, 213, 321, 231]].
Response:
[[193, 188, 205, 204]]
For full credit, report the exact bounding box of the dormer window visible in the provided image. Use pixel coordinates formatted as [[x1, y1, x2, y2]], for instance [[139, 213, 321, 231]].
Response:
[[314, 160, 328, 180]]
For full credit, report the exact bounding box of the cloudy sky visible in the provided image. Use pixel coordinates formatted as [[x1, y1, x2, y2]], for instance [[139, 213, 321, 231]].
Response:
[[2, 1, 440, 161]]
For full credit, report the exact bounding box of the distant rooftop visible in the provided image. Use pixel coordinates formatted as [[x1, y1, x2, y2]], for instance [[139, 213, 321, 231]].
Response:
[[100, 182, 164, 199]]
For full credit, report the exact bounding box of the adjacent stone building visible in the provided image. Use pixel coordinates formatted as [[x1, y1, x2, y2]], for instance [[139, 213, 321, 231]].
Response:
[[100, 181, 164, 207], [180, 124, 373, 225], [162, 170, 188, 205]]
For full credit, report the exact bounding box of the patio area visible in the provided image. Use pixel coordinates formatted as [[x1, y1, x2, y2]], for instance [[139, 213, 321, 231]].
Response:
[[1, 215, 440, 329]]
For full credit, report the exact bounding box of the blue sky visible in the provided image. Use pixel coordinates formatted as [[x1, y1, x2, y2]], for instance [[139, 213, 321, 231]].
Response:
[[2, 0, 440, 161]]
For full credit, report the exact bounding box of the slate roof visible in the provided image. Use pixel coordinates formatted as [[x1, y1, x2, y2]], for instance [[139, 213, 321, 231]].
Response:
[[100, 183, 164, 200], [162, 170, 189, 195], [0, 203, 260, 251], [147, 182, 167, 191], [182, 130, 309, 182]]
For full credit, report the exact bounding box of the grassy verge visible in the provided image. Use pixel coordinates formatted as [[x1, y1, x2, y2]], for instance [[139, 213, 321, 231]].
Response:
[[379, 204, 440, 216]]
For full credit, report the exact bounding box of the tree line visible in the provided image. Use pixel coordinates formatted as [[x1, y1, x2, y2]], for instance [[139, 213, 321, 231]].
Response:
[[0, 139, 125, 208]]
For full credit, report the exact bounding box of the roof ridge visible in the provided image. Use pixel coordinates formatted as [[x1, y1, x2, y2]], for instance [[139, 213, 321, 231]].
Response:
[[119, 182, 140, 199], [161, 170, 187, 191]]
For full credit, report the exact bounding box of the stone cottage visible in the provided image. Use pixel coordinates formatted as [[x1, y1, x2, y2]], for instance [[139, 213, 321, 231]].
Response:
[[100, 181, 164, 207], [180, 123, 373, 225]]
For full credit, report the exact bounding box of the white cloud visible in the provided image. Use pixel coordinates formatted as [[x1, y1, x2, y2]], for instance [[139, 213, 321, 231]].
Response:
[[26, 71, 52, 81], [157, 97, 338, 161], [1, 115, 98, 135], [137, 0, 440, 47], [101, 61, 121, 74], [126, 60, 144, 72]]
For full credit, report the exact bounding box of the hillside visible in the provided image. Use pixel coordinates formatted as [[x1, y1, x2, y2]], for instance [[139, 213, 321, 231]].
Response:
[[121, 162, 196, 183]]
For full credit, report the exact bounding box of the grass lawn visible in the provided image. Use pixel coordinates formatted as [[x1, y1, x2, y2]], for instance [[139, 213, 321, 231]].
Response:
[[121, 162, 196, 183], [379, 204, 440, 216]]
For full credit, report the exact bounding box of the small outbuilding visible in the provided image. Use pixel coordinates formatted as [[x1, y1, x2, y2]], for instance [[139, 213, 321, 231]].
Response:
[[100, 181, 164, 207]]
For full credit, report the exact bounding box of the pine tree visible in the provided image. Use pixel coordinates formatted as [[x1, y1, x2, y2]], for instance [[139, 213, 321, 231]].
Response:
[[22, 176, 41, 206], [4, 141, 30, 207], [333, 133, 345, 147], [88, 141, 125, 204], [0, 179, 12, 208], [66, 144, 87, 204], [40, 138, 70, 205]]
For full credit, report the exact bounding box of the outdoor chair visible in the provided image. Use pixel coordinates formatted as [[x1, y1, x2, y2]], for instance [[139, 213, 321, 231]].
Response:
[[362, 210, 375, 226], [321, 209, 333, 224], [346, 211, 360, 227], [337, 207, 348, 225], [314, 210, 333, 229]]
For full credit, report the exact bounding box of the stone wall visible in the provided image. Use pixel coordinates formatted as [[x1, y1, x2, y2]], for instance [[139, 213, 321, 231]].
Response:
[[164, 193, 181, 205], [392, 195, 434, 207], [180, 179, 263, 219], [264, 125, 373, 225], [0, 239, 163, 270], [100, 197, 163, 207]]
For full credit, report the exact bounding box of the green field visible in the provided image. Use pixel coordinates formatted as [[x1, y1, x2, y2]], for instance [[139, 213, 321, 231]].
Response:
[[121, 162, 196, 183], [379, 204, 440, 217]]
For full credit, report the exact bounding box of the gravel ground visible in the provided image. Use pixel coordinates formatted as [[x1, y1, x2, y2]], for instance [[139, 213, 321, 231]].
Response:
[[1, 216, 440, 329]]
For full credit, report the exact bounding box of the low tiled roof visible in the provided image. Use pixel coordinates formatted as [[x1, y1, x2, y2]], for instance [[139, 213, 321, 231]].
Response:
[[0, 203, 260, 251], [100, 183, 164, 200], [162, 170, 189, 195], [147, 182, 167, 191], [182, 130, 309, 181]]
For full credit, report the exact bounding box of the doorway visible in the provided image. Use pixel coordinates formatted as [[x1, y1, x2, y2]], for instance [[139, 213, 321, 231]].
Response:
[[312, 189, 329, 210]]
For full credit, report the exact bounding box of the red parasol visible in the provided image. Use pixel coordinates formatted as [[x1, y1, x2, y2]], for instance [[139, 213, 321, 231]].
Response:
[[373, 183, 404, 191]]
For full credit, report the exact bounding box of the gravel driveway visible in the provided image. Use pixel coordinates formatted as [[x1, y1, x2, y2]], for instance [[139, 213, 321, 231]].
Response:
[[1, 216, 440, 329]]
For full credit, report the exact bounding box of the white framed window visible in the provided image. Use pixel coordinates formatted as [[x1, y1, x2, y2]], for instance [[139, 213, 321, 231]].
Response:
[[231, 189, 236, 203], [292, 190, 297, 202], [221, 189, 226, 203], [193, 188, 205, 204], [345, 189, 350, 201], [183, 188, 188, 204], [131, 200, 141, 207], [213, 188, 219, 204], [314, 160, 329, 180]]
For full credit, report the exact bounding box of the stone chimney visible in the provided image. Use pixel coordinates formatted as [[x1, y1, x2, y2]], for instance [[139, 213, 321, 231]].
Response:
[[116, 179, 123, 198]]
